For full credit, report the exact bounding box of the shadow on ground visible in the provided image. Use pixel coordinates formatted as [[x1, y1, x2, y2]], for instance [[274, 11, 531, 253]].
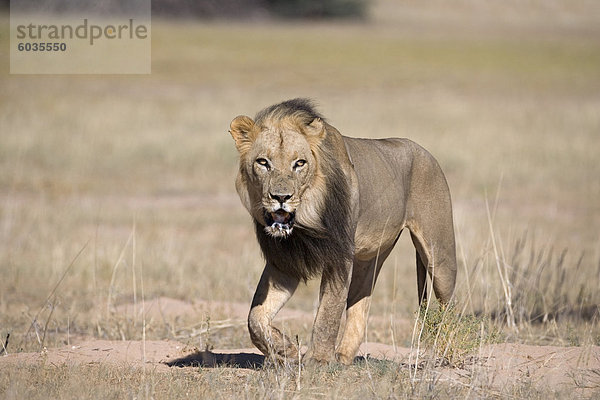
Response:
[[165, 350, 397, 370], [165, 351, 265, 369]]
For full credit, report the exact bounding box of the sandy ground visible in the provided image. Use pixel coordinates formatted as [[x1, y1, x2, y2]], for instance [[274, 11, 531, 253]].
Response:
[[2, 298, 599, 392], [2, 339, 599, 392]]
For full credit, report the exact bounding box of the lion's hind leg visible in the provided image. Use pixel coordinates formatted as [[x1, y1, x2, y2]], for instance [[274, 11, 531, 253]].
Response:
[[409, 226, 456, 305]]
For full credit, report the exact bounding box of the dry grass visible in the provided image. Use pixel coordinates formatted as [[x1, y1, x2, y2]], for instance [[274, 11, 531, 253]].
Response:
[[2, 354, 590, 400], [1, 0, 600, 397]]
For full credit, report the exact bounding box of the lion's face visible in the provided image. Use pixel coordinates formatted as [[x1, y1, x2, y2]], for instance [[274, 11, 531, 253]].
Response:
[[247, 127, 317, 238], [229, 115, 326, 238]]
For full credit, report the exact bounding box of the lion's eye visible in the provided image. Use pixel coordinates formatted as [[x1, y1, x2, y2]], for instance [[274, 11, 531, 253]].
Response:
[[256, 158, 270, 169], [294, 159, 307, 169]]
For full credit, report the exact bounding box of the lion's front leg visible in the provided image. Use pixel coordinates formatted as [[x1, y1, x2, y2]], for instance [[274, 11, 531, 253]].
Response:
[[304, 263, 352, 364], [248, 264, 300, 363]]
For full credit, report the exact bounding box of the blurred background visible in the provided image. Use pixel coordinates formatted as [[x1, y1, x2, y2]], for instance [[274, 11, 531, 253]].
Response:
[[0, 0, 599, 350]]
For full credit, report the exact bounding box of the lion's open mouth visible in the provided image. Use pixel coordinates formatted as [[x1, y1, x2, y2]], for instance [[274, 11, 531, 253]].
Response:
[[264, 209, 295, 237]]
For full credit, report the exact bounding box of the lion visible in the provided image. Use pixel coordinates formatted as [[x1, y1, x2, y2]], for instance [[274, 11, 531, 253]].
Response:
[[228, 99, 457, 365]]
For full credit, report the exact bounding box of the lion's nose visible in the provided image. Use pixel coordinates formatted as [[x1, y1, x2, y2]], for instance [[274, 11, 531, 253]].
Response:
[[270, 193, 292, 203]]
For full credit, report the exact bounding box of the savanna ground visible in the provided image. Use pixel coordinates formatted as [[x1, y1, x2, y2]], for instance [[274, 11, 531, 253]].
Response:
[[1, 0, 600, 398]]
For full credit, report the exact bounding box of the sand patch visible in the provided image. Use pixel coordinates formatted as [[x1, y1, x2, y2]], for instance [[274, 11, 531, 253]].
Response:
[[2, 339, 598, 392]]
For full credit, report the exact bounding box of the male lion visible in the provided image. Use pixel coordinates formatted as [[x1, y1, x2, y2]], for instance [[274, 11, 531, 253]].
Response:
[[228, 99, 456, 365]]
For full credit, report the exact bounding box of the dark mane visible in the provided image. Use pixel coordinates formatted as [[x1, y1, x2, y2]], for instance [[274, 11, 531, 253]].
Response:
[[255, 98, 324, 126], [253, 132, 354, 284]]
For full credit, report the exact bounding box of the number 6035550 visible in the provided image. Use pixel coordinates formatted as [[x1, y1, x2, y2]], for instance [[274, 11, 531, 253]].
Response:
[[18, 42, 67, 51]]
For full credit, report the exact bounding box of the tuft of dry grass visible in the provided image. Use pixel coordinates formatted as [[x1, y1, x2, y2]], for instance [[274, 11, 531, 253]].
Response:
[[413, 303, 501, 366]]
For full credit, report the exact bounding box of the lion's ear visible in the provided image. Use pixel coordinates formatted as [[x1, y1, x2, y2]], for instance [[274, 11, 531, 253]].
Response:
[[229, 115, 256, 154], [305, 117, 326, 139]]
